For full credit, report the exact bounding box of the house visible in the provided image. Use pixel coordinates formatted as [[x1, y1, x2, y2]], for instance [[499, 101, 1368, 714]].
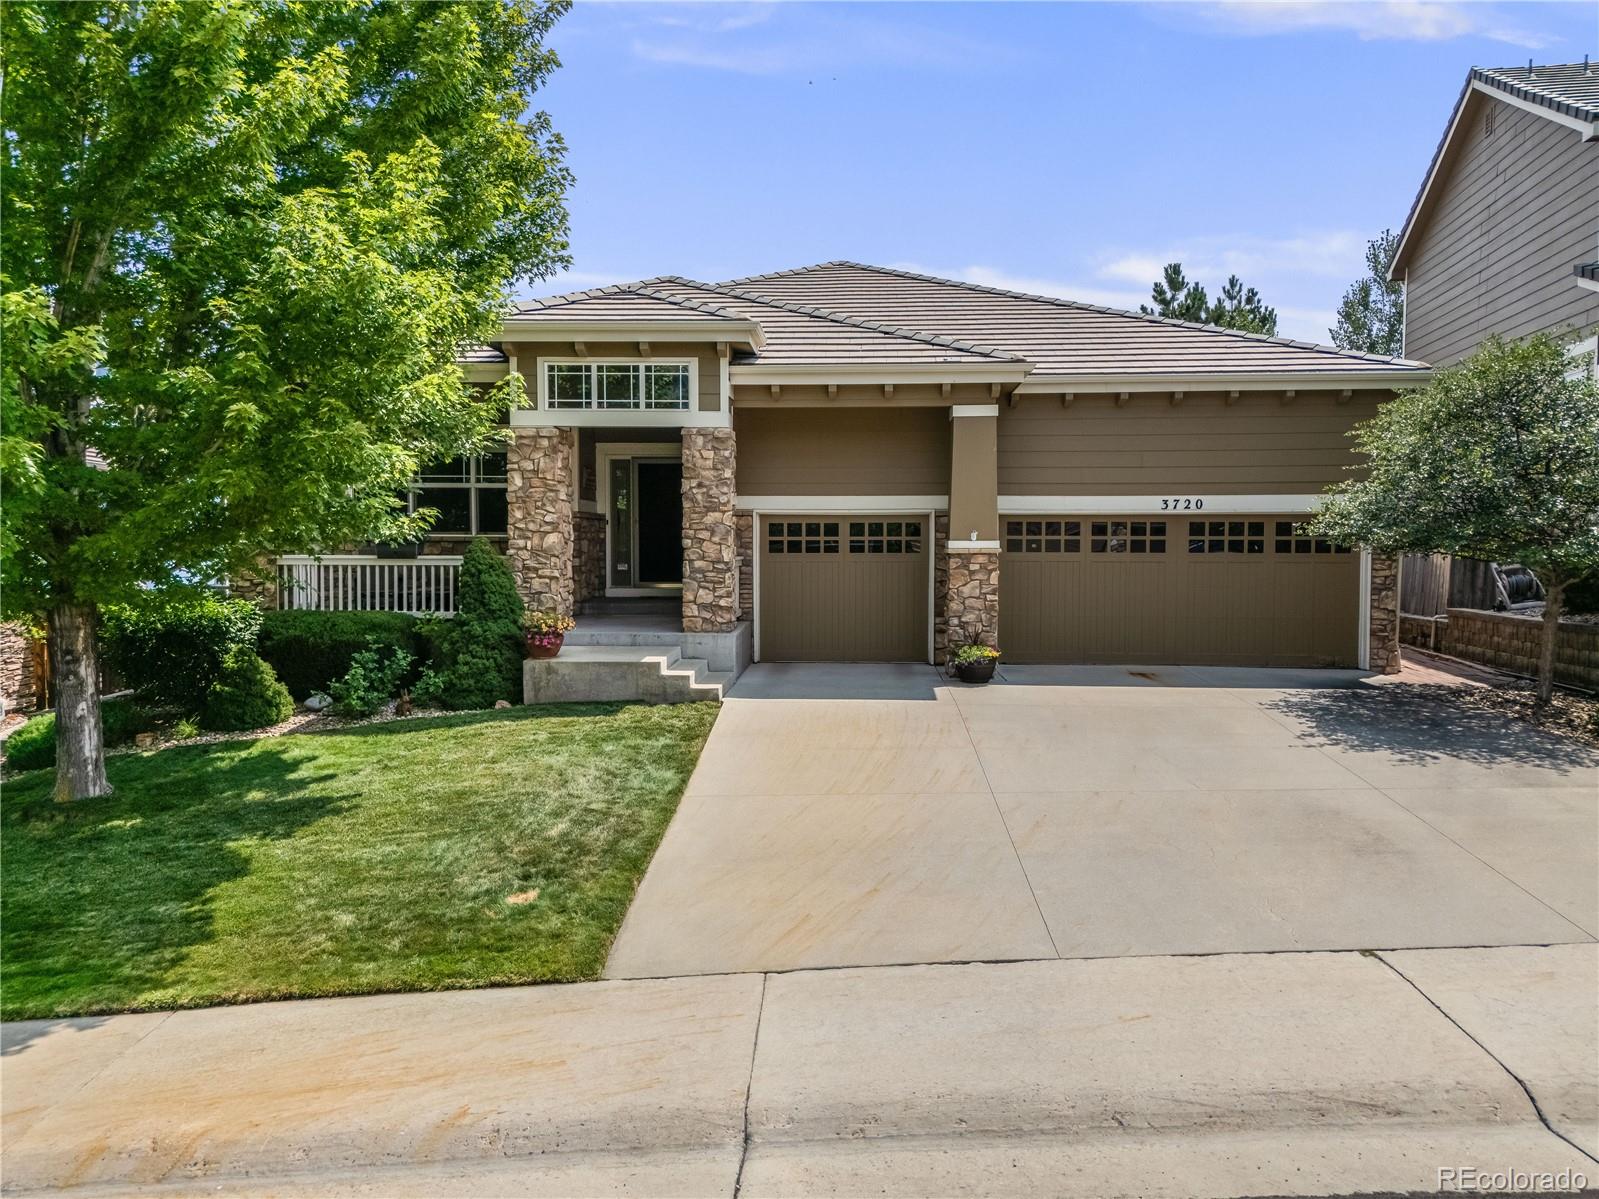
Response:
[[267, 262, 1429, 678], [1390, 60, 1599, 368]]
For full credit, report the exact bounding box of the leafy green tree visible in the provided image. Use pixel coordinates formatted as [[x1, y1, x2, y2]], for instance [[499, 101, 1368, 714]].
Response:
[[1330, 230, 1405, 356], [1140, 263, 1209, 324], [1, 1, 570, 799], [1140, 262, 1278, 335], [1310, 335, 1599, 706]]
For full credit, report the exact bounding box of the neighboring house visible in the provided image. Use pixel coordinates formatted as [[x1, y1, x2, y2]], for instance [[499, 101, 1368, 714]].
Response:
[[267, 262, 1429, 673], [1390, 60, 1599, 369]]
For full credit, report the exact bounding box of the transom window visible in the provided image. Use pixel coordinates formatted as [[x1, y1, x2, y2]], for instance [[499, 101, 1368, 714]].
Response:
[[1274, 521, 1352, 554], [768, 521, 840, 554], [411, 453, 508, 536], [1090, 520, 1166, 554], [849, 520, 922, 554], [1005, 520, 1082, 554], [546, 361, 691, 411], [1188, 520, 1265, 555]]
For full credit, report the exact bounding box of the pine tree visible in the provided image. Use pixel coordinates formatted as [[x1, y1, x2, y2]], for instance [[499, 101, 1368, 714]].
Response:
[[1330, 230, 1405, 356]]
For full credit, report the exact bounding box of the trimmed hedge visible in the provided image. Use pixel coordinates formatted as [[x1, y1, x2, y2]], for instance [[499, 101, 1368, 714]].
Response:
[[412, 540, 524, 710], [3, 699, 155, 773], [102, 595, 263, 708], [258, 610, 423, 699]]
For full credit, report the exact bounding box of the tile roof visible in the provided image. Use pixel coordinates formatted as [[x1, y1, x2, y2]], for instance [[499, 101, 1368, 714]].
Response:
[[1473, 60, 1599, 122], [459, 344, 507, 363], [643, 277, 1020, 365], [510, 285, 752, 323], [720, 262, 1428, 379]]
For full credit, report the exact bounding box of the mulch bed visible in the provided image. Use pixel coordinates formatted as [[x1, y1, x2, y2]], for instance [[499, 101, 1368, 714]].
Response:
[[1440, 677, 1599, 747]]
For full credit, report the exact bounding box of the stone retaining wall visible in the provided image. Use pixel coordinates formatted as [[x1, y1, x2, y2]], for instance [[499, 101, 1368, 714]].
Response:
[[1404, 607, 1599, 689]]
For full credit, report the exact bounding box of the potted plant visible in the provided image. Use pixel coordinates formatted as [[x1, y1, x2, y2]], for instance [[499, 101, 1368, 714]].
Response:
[[523, 610, 575, 659], [949, 642, 1001, 684]]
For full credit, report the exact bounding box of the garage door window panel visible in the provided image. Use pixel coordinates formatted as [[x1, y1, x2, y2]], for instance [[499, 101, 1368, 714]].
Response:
[[1090, 520, 1165, 554], [1274, 521, 1352, 555], [1006, 519, 1082, 555], [1189, 520, 1266, 554], [768, 520, 839, 554]]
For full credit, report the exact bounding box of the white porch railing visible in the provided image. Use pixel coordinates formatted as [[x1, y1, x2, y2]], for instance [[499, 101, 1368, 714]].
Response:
[[276, 555, 463, 615]]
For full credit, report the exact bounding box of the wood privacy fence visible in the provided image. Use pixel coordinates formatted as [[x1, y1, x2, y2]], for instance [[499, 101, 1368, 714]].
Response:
[[1399, 555, 1539, 615]]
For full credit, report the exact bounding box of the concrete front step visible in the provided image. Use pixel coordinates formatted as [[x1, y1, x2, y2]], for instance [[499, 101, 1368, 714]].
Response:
[[524, 645, 728, 704]]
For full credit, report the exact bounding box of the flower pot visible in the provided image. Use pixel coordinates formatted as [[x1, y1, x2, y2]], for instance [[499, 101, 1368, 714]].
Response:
[[954, 658, 997, 684], [525, 632, 564, 659]]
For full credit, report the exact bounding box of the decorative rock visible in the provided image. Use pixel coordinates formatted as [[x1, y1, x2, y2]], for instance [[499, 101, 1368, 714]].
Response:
[[494, 699, 513, 710], [303, 693, 333, 712], [133, 732, 157, 748]]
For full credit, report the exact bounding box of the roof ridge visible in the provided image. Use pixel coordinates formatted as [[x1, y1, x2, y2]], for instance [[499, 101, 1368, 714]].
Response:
[[725, 260, 1429, 368], [657, 276, 1024, 362], [1471, 61, 1599, 121], [511, 280, 749, 323]]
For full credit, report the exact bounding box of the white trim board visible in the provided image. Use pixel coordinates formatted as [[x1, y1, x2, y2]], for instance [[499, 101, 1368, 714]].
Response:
[[948, 539, 1001, 551], [736, 495, 948, 513], [1358, 548, 1373, 671], [998, 494, 1325, 515], [950, 404, 999, 418]]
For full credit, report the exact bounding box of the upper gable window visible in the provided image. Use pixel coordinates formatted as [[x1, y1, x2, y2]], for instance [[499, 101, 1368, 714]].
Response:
[[545, 361, 691, 411]]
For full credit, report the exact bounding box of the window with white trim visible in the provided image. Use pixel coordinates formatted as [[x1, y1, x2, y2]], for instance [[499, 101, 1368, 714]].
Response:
[[545, 361, 692, 411], [411, 453, 508, 536]]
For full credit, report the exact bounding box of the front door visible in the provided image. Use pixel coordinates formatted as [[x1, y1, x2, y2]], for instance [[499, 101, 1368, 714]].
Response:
[[607, 456, 682, 593]]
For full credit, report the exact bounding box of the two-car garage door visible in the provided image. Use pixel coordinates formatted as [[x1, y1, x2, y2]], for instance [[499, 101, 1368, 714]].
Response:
[[999, 514, 1360, 667], [754, 511, 1360, 667]]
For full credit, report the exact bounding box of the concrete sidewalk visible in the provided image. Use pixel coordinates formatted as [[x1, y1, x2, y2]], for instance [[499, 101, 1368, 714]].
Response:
[[4, 945, 1594, 1197]]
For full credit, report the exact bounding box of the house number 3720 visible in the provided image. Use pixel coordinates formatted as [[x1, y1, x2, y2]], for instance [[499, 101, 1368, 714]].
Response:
[[1160, 497, 1204, 511]]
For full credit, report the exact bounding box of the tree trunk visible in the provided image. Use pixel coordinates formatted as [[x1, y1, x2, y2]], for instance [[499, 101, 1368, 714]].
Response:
[[47, 602, 111, 802], [1535, 581, 1565, 710]]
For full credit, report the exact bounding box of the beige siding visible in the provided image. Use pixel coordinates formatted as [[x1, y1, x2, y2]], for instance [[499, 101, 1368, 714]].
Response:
[[735, 407, 951, 496], [997, 391, 1383, 496], [502, 340, 724, 414], [1405, 94, 1599, 366]]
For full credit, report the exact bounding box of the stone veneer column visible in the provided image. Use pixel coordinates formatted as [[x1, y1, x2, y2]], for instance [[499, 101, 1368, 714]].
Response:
[[941, 406, 1002, 662], [507, 427, 575, 613], [1368, 551, 1401, 674], [681, 427, 738, 633]]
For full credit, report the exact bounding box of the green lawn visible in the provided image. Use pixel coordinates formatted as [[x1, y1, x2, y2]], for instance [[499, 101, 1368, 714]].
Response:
[[1, 703, 717, 1020]]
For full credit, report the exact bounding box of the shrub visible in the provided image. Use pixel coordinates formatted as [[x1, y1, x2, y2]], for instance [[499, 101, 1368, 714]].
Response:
[[258, 610, 422, 699], [413, 540, 525, 710], [199, 650, 295, 732], [102, 594, 263, 707], [329, 643, 413, 718], [3, 699, 155, 772]]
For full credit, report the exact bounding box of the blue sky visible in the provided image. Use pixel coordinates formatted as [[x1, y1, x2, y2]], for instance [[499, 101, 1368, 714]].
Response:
[[527, 1, 1597, 343]]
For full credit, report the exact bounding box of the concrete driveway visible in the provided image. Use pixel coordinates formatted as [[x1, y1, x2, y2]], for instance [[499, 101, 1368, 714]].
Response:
[[604, 663, 1598, 978]]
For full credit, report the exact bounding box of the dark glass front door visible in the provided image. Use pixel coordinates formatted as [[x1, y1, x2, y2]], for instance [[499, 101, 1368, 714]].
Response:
[[635, 461, 683, 585]]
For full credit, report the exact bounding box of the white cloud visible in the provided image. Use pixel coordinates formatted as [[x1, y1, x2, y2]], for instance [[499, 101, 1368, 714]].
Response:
[[1094, 231, 1368, 286], [1176, 1, 1554, 49], [576, 2, 1007, 75], [896, 245, 1355, 345]]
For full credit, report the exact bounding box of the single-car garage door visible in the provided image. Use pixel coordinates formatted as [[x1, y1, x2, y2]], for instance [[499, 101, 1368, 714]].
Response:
[[1000, 515, 1359, 667], [759, 515, 928, 661]]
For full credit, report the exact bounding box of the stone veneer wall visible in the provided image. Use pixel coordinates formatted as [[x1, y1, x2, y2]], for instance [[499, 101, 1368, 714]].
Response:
[[735, 513, 754, 621], [943, 548, 1001, 662], [1368, 552, 1401, 675], [0, 623, 46, 714], [681, 428, 738, 632], [507, 427, 575, 613], [574, 512, 606, 605]]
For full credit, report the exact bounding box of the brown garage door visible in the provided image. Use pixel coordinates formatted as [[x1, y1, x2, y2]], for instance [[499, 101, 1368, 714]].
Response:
[[759, 515, 928, 661], [1000, 515, 1360, 667]]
